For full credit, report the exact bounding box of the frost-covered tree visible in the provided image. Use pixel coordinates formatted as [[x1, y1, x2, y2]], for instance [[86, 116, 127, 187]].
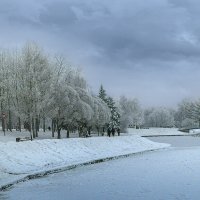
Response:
[[92, 96, 110, 135], [17, 43, 51, 138], [175, 98, 200, 128], [0, 50, 13, 133], [144, 107, 174, 128], [118, 96, 131, 133], [190, 100, 200, 128], [175, 99, 197, 128], [0, 43, 120, 140], [98, 85, 107, 102], [47, 56, 80, 138], [119, 96, 143, 132], [0, 43, 52, 138], [106, 97, 120, 134], [98, 85, 120, 136]]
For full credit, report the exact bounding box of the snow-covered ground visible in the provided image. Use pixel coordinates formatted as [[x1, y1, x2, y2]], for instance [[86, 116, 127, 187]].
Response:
[[0, 130, 170, 190], [189, 129, 200, 134], [4, 147, 200, 200], [0, 136, 170, 174], [150, 135, 200, 147], [0, 127, 194, 143], [127, 127, 189, 136], [0, 129, 79, 143]]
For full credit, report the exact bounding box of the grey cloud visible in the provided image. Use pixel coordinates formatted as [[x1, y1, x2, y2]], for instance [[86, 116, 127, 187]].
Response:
[[39, 2, 78, 27], [34, 0, 200, 65], [0, 0, 200, 106]]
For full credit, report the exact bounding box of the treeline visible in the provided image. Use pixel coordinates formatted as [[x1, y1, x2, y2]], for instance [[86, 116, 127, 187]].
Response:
[[0, 43, 195, 139], [175, 99, 200, 128], [0, 43, 114, 139], [143, 99, 200, 129], [127, 99, 200, 129]]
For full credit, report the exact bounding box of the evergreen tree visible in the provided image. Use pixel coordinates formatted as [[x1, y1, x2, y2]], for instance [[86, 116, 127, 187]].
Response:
[[107, 97, 120, 132], [98, 85, 107, 102], [98, 85, 120, 136]]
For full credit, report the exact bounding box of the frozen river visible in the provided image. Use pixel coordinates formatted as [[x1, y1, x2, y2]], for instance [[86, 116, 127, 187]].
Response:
[[1, 136, 200, 200]]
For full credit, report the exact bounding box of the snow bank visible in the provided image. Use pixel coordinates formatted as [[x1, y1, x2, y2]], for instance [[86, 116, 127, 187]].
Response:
[[0, 136, 169, 175], [189, 129, 200, 134]]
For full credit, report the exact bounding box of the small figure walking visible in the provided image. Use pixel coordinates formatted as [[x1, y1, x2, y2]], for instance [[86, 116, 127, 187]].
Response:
[[107, 128, 111, 137], [111, 128, 115, 136], [117, 128, 120, 136]]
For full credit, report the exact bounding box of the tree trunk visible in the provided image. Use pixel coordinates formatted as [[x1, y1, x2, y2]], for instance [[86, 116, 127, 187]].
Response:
[[57, 118, 61, 139], [88, 127, 91, 136], [35, 118, 39, 137], [18, 117, 21, 132], [52, 119, 55, 137], [43, 117, 46, 132], [67, 129, 70, 138], [29, 115, 33, 140], [78, 127, 82, 137], [32, 117, 36, 138], [57, 128, 61, 139], [2, 118, 5, 136], [8, 110, 12, 132], [102, 127, 105, 136], [37, 117, 40, 132]]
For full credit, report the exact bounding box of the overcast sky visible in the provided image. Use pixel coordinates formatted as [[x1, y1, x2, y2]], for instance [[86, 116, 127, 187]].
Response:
[[1, 0, 200, 107]]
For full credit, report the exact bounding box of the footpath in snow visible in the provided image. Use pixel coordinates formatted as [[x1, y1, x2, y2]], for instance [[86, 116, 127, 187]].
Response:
[[0, 134, 170, 190]]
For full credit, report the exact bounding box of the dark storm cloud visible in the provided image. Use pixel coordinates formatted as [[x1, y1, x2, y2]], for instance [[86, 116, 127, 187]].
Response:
[[28, 0, 200, 72], [0, 0, 200, 106]]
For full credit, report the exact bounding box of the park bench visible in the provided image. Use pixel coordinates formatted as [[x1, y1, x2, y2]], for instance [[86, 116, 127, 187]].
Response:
[[16, 137, 31, 142]]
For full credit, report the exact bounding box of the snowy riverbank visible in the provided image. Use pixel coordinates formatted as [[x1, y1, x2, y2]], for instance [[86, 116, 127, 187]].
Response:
[[0, 135, 170, 190], [127, 127, 195, 136]]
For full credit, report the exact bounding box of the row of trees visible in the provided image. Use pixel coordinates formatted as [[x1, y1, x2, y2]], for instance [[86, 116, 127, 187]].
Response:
[[0, 43, 146, 138], [118, 97, 200, 130], [127, 98, 200, 129], [0, 43, 113, 139], [175, 99, 200, 128], [1, 43, 197, 139]]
